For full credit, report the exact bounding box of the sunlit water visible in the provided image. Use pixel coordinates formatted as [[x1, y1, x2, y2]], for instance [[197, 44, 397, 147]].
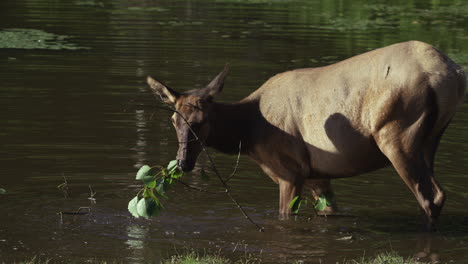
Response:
[[1, 0, 467, 263]]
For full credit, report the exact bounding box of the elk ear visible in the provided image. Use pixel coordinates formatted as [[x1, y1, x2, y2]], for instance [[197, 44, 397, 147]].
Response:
[[203, 64, 230, 99], [147, 76, 179, 104]]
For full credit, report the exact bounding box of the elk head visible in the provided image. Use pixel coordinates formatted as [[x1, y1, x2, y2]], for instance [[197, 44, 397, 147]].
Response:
[[146, 65, 230, 172]]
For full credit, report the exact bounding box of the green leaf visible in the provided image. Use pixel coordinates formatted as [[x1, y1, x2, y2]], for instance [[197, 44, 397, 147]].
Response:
[[314, 196, 327, 211], [145, 180, 157, 188], [136, 165, 152, 180], [171, 169, 184, 179], [156, 178, 171, 196], [167, 160, 183, 179], [147, 186, 160, 201], [167, 160, 178, 174], [314, 192, 335, 211], [200, 168, 209, 181], [155, 179, 165, 195], [289, 196, 302, 214], [143, 187, 152, 198], [136, 197, 160, 218], [136, 165, 158, 186], [0, 188, 6, 194], [128, 196, 140, 218]]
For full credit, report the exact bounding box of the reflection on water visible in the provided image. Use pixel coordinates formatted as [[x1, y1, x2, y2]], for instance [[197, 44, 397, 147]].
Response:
[[133, 59, 150, 168], [0, 0, 467, 262], [125, 225, 148, 263], [414, 234, 440, 263], [133, 109, 149, 168]]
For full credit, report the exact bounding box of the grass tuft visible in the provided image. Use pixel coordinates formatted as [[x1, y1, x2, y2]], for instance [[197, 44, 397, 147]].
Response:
[[163, 251, 230, 264], [345, 251, 428, 264], [16, 251, 431, 264], [19, 256, 52, 264]]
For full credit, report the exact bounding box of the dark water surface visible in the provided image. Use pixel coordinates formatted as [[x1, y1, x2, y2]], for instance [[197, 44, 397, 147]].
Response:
[[1, 0, 468, 263]]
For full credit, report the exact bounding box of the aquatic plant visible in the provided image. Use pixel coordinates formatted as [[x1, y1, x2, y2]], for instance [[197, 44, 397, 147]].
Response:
[[0, 28, 88, 50], [75, 0, 104, 7], [127, 6, 168, 12]]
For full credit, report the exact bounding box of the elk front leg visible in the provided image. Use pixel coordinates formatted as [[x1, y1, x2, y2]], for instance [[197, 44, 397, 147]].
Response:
[[278, 178, 304, 219]]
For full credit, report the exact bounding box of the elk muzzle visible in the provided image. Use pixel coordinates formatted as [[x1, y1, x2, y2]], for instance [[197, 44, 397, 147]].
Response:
[[177, 159, 195, 172], [176, 134, 198, 172]]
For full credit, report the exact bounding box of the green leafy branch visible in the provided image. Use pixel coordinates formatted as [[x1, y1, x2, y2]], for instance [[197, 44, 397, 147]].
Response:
[[130, 103, 264, 231], [128, 160, 183, 218]]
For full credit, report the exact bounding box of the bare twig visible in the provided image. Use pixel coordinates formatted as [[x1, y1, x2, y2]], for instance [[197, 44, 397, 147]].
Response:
[[58, 207, 91, 224], [225, 141, 242, 183], [57, 174, 69, 199], [60, 207, 91, 215], [177, 139, 198, 144], [172, 179, 226, 194], [88, 184, 96, 204], [153, 104, 264, 232]]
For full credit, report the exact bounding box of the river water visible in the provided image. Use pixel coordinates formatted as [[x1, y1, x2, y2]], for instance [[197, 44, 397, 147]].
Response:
[[0, 0, 467, 263]]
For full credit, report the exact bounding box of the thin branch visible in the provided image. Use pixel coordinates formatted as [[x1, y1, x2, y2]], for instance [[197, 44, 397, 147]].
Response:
[[154, 104, 264, 231], [58, 207, 91, 224], [177, 139, 198, 144], [172, 179, 226, 194], [57, 174, 69, 199], [181, 112, 263, 231], [88, 184, 96, 203], [225, 141, 242, 183]]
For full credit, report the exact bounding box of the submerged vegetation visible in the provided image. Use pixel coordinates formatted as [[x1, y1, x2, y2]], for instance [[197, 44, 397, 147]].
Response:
[[320, 2, 467, 31], [0, 28, 88, 50]]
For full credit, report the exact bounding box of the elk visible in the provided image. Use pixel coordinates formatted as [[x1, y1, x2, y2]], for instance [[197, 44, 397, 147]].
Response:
[[147, 41, 466, 230]]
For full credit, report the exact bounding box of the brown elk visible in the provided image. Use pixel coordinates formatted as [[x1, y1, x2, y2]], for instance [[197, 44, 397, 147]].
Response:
[[147, 41, 466, 230]]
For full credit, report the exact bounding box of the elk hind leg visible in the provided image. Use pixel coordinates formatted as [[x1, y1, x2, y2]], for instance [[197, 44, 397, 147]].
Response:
[[421, 130, 448, 220], [376, 121, 444, 230]]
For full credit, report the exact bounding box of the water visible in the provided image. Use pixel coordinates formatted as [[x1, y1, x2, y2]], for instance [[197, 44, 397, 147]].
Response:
[[1, 0, 467, 263]]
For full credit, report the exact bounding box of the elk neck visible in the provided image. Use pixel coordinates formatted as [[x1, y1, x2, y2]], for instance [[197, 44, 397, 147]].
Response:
[[205, 98, 262, 155]]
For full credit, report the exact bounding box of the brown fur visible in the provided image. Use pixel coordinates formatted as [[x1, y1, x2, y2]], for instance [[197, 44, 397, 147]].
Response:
[[147, 41, 466, 230]]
